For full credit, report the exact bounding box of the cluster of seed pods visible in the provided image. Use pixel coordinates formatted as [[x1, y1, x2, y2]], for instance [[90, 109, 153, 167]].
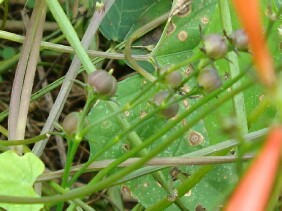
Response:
[[62, 70, 117, 134], [198, 29, 249, 92], [153, 29, 249, 119]]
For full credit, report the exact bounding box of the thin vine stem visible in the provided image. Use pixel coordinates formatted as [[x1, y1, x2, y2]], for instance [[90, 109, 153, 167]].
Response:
[[0, 125, 8, 137], [44, 0, 94, 74], [0, 30, 149, 60], [38, 154, 254, 182], [61, 141, 79, 188], [125, 12, 170, 81], [0, 0, 8, 29], [49, 182, 95, 211], [62, 93, 97, 188], [0, 134, 49, 146], [8, 1, 47, 155]]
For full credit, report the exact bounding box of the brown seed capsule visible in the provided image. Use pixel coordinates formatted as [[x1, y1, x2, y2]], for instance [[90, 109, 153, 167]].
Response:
[[62, 112, 80, 134], [231, 29, 249, 50], [153, 91, 179, 119], [87, 70, 117, 96], [198, 67, 222, 92], [160, 66, 182, 88], [166, 71, 182, 88], [203, 34, 228, 59]]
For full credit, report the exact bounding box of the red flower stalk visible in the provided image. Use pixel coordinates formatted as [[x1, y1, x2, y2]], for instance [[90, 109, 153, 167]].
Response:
[[225, 126, 282, 211], [232, 0, 276, 87]]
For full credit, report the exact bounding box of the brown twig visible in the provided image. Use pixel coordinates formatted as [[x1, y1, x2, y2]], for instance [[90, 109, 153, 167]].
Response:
[[37, 155, 254, 182], [0, 20, 58, 31], [8, 1, 47, 154], [21, 10, 67, 166]]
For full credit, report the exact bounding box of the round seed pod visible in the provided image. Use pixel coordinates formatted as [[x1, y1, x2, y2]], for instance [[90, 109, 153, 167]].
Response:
[[231, 29, 249, 50], [160, 66, 182, 88], [153, 91, 179, 119], [62, 112, 80, 135], [166, 71, 182, 88], [198, 67, 222, 92], [87, 70, 117, 96], [203, 34, 228, 59]]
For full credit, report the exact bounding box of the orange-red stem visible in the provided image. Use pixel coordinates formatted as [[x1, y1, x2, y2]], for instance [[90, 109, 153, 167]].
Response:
[[225, 126, 282, 211]]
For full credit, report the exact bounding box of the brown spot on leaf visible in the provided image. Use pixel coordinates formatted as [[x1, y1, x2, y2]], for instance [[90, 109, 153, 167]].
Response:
[[185, 64, 194, 76], [121, 185, 131, 194], [181, 84, 191, 94], [224, 72, 230, 80], [170, 167, 181, 181], [174, 0, 192, 17], [123, 144, 130, 151], [188, 131, 204, 146], [201, 16, 209, 24], [195, 204, 206, 211], [177, 30, 188, 42], [167, 21, 176, 35]]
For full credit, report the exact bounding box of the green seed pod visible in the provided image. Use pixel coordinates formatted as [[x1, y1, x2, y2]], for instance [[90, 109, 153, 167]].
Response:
[[198, 67, 222, 92], [153, 91, 179, 119], [87, 70, 117, 96], [166, 71, 182, 88], [203, 34, 228, 59], [62, 112, 80, 135], [231, 29, 249, 50]]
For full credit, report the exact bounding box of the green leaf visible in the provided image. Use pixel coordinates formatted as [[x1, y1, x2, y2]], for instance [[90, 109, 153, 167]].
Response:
[[0, 151, 44, 211], [99, 0, 171, 42], [152, 0, 217, 62], [179, 164, 237, 210]]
